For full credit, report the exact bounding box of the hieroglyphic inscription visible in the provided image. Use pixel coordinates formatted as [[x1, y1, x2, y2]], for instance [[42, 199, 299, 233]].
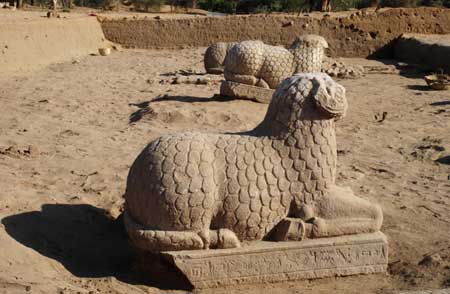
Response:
[[220, 81, 274, 104], [169, 232, 388, 288]]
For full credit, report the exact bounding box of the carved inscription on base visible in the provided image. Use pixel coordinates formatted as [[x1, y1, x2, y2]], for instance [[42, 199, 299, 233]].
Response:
[[164, 232, 388, 288], [220, 81, 275, 104]]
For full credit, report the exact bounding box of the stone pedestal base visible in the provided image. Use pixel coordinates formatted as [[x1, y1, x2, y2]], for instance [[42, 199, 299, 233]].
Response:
[[137, 232, 388, 289], [220, 80, 275, 104]]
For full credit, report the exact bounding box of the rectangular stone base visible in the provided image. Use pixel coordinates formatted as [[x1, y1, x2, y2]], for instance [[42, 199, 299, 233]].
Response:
[[151, 232, 388, 289], [220, 80, 275, 104]]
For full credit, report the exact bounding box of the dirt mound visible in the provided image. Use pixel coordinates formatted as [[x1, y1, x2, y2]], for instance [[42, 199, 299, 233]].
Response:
[[0, 14, 110, 74]]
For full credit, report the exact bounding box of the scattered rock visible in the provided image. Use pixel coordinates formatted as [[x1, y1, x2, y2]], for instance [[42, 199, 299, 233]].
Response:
[[410, 137, 445, 161], [0, 144, 40, 158], [374, 111, 388, 122], [98, 48, 111, 56], [364, 65, 399, 74], [107, 204, 123, 219], [159, 73, 222, 85], [322, 57, 364, 79], [26, 145, 40, 158], [46, 10, 59, 18], [172, 76, 210, 85], [419, 254, 442, 267], [112, 43, 122, 51]]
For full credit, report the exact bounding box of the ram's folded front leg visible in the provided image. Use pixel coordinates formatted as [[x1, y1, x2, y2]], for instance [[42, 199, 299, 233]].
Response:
[[309, 217, 383, 238], [224, 70, 259, 86], [256, 78, 270, 89], [270, 218, 313, 241], [312, 185, 383, 238], [208, 229, 241, 249]]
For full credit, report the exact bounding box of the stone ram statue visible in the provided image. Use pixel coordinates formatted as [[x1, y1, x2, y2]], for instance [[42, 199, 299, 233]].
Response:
[[204, 35, 328, 87], [224, 35, 328, 89], [124, 73, 383, 252], [204, 42, 237, 74]]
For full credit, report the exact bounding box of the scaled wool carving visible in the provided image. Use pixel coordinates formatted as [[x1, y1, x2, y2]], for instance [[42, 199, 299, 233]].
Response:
[[204, 35, 328, 89], [204, 42, 237, 74], [124, 73, 383, 252], [224, 35, 327, 89]]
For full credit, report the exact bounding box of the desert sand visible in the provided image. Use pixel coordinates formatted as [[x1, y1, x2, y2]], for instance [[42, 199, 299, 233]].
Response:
[[0, 46, 449, 293]]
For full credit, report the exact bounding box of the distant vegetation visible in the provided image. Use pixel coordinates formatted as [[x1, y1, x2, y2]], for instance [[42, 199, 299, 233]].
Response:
[[131, 0, 165, 11], [206, 0, 450, 12], [11, 0, 450, 12]]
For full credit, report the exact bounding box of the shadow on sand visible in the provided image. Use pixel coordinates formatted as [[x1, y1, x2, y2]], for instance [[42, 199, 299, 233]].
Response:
[[2, 204, 134, 279], [430, 101, 450, 106], [128, 94, 234, 124], [2, 203, 192, 290]]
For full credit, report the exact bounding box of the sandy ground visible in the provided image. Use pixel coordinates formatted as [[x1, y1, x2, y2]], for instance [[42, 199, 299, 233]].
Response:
[[0, 48, 449, 294], [0, 5, 362, 23], [0, 7, 208, 24]]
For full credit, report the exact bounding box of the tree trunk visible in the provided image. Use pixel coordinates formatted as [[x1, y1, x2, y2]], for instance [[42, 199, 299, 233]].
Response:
[[16, 0, 22, 9]]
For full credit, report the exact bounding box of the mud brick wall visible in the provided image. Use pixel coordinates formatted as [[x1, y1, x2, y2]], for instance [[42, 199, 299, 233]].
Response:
[[100, 7, 450, 58]]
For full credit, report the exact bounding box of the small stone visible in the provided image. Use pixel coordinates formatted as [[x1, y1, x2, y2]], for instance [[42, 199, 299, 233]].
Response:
[[282, 21, 293, 27], [27, 145, 40, 157], [112, 44, 122, 51], [419, 254, 442, 266]]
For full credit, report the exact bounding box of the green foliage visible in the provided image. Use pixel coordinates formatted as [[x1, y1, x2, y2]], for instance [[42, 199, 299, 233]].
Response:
[[233, 0, 311, 13], [72, 0, 106, 8], [198, 0, 237, 13], [283, 0, 310, 12], [22, 0, 450, 12], [380, 0, 419, 7], [132, 0, 165, 11], [421, 0, 444, 6], [332, 0, 372, 10]]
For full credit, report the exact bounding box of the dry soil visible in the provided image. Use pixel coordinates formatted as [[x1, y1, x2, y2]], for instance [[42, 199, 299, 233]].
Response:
[[0, 48, 449, 294]]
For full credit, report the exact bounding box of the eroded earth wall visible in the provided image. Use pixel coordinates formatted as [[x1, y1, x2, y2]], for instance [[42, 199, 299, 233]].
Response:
[[100, 7, 450, 58], [395, 33, 450, 72], [0, 17, 109, 73]]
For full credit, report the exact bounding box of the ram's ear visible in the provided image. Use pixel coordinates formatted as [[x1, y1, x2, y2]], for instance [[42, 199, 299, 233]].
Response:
[[319, 38, 329, 49], [313, 77, 347, 118]]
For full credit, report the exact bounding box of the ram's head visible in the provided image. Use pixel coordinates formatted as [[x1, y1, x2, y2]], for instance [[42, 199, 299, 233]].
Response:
[[268, 73, 347, 128]]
